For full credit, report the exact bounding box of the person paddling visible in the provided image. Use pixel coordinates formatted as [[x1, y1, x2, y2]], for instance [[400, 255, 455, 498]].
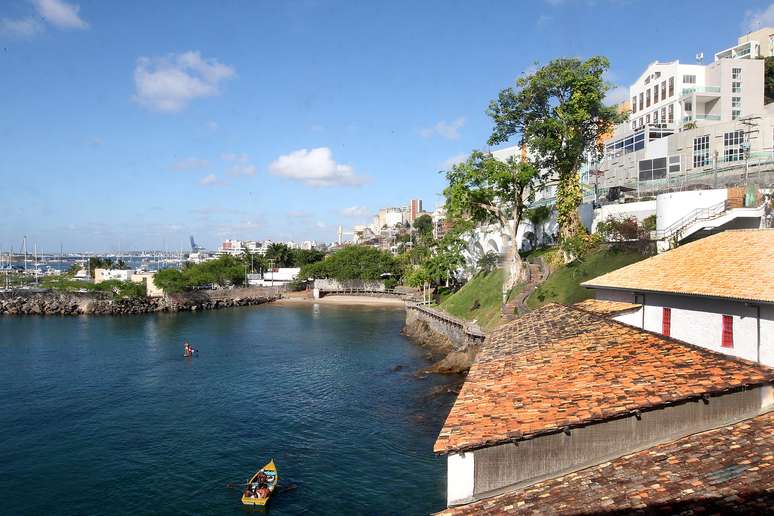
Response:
[[183, 341, 197, 357]]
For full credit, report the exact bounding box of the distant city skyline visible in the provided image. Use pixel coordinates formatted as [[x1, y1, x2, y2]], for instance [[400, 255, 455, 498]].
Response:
[[2, 0, 773, 251]]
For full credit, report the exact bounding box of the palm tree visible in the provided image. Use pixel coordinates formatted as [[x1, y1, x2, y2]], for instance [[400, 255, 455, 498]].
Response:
[[477, 251, 499, 274]]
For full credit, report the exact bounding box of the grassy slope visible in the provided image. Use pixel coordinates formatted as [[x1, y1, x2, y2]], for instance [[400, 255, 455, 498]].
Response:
[[526, 247, 648, 309], [440, 269, 504, 331]]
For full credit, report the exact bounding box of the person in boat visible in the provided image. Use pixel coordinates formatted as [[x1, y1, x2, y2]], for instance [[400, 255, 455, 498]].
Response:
[[256, 471, 268, 484], [257, 485, 271, 498], [183, 342, 191, 357]]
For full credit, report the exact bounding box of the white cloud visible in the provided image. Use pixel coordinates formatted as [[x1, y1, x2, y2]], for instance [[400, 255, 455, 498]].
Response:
[[132, 51, 235, 112], [442, 153, 467, 170], [172, 157, 209, 171], [199, 174, 218, 186], [287, 210, 310, 218], [743, 4, 774, 31], [605, 85, 629, 106], [222, 153, 256, 177], [0, 17, 44, 37], [420, 117, 465, 140], [269, 147, 367, 187], [341, 206, 370, 217], [33, 0, 88, 29]]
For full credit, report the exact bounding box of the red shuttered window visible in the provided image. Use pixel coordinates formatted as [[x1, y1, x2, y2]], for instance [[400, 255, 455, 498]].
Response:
[[662, 307, 671, 337], [722, 315, 734, 348]]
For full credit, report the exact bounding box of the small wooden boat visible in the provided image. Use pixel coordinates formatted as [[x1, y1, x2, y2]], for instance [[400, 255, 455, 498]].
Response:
[[241, 459, 278, 507]]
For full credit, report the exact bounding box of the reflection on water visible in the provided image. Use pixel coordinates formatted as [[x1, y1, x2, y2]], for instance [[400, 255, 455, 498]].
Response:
[[0, 304, 457, 515]]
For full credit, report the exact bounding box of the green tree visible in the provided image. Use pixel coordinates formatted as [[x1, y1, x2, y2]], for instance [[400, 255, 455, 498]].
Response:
[[487, 57, 626, 242], [444, 150, 544, 286], [290, 248, 325, 267], [298, 245, 399, 281], [265, 243, 292, 267], [88, 257, 114, 277], [424, 224, 468, 287], [477, 251, 499, 273], [412, 214, 433, 243], [765, 56, 774, 103], [153, 268, 186, 293]]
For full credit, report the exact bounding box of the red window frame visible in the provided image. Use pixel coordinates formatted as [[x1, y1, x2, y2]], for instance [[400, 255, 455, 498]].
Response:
[[662, 307, 671, 337], [722, 315, 734, 348]]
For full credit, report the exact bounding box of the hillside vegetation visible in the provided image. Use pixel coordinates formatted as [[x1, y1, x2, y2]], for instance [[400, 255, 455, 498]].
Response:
[[439, 270, 505, 331], [526, 246, 648, 309]]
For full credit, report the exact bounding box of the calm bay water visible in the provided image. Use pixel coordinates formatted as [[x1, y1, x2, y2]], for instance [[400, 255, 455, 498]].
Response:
[[0, 304, 456, 515]]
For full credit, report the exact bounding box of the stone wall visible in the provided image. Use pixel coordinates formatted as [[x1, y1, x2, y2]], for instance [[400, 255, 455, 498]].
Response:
[[0, 287, 277, 316], [403, 304, 485, 373]]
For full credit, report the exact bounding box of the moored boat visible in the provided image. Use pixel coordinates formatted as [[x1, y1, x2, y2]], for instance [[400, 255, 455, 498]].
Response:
[[241, 459, 278, 507]]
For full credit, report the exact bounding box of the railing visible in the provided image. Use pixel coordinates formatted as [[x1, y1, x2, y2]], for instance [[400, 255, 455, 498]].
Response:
[[318, 287, 402, 297], [650, 199, 729, 241], [406, 302, 486, 339], [681, 86, 721, 96], [682, 114, 722, 122]]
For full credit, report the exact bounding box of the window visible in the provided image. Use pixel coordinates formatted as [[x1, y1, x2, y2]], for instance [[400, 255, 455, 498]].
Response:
[[661, 107, 666, 123], [632, 96, 637, 113], [732, 96, 741, 108], [639, 92, 644, 109], [646, 114, 650, 124], [732, 109, 741, 120], [722, 315, 734, 348], [724, 130, 744, 161], [668, 103, 674, 123], [661, 81, 666, 100], [646, 89, 651, 107], [668, 155, 681, 173], [669, 77, 674, 96], [653, 84, 659, 103], [732, 67, 742, 80], [732, 81, 742, 93], [662, 308, 671, 336], [638, 157, 667, 181], [693, 135, 710, 168], [683, 75, 696, 84]]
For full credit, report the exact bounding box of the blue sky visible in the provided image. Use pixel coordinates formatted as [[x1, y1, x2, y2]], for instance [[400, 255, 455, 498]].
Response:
[[2, 0, 773, 252]]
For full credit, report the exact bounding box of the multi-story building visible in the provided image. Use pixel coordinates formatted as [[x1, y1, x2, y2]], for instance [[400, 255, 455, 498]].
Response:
[[597, 44, 766, 193], [408, 199, 423, 224], [715, 26, 774, 61]]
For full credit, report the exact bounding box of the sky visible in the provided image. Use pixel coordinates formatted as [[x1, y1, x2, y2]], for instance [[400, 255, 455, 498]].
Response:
[[2, 0, 774, 252]]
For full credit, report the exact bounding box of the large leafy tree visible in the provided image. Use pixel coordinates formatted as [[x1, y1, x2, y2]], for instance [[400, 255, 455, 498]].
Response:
[[444, 150, 544, 286], [487, 57, 626, 241], [265, 243, 292, 267], [299, 245, 399, 281]]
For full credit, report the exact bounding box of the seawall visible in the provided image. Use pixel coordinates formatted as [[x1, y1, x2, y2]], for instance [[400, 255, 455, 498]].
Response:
[[403, 303, 485, 373], [0, 287, 277, 316]]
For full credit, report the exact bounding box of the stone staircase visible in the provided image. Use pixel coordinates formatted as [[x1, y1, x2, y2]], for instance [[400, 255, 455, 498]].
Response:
[[501, 261, 546, 321]]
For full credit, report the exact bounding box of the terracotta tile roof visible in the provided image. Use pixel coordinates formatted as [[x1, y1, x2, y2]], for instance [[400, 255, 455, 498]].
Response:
[[433, 304, 773, 454], [582, 229, 774, 304], [573, 298, 640, 316], [437, 411, 774, 515]]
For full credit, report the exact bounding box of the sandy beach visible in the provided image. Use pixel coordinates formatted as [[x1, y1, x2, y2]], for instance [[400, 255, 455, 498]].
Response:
[[274, 294, 406, 307]]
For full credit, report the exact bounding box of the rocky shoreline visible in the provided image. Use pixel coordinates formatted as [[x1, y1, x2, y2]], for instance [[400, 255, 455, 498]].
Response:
[[402, 316, 479, 374], [0, 287, 277, 316]]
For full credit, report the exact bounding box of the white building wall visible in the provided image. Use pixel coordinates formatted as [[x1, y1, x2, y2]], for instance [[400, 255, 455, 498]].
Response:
[[447, 452, 475, 506], [597, 288, 772, 366], [656, 188, 727, 231]]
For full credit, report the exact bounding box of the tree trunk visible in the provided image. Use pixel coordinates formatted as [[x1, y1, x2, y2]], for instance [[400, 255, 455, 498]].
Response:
[[503, 218, 526, 293]]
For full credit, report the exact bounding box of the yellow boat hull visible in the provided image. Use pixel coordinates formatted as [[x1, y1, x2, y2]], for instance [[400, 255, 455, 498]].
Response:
[[241, 459, 278, 507]]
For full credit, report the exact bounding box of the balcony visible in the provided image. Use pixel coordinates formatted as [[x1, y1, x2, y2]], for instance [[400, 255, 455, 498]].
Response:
[[680, 86, 721, 97], [682, 114, 722, 123]]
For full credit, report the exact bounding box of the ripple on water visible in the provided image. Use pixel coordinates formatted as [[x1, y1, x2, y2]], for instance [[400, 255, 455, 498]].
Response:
[[0, 305, 455, 515]]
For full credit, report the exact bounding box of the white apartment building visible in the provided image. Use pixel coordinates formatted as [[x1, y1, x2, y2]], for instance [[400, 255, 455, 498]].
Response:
[[715, 27, 774, 61], [598, 56, 765, 191]]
